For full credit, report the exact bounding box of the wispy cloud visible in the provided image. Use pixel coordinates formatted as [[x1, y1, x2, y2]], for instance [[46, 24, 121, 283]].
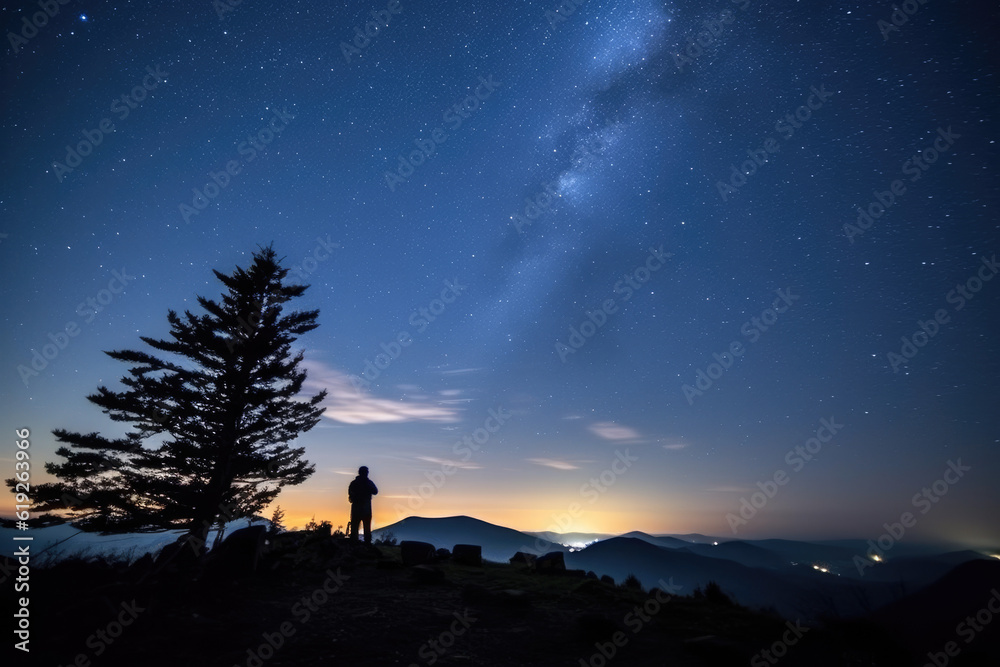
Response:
[[662, 442, 689, 451], [302, 359, 460, 425], [527, 458, 581, 470], [416, 455, 483, 470], [588, 421, 641, 441]]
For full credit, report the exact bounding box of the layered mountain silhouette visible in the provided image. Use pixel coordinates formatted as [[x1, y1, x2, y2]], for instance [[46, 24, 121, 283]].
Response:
[[374, 515, 996, 622]]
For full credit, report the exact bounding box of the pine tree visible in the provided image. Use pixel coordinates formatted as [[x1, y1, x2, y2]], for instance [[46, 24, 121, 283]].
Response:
[[269, 505, 286, 534], [15, 245, 327, 553]]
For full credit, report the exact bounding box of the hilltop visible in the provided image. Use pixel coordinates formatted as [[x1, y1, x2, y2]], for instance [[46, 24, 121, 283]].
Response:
[[4, 516, 998, 665], [3, 529, 922, 667]]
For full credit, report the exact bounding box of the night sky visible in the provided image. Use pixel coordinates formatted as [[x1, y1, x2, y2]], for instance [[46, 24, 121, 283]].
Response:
[[2, 0, 998, 546]]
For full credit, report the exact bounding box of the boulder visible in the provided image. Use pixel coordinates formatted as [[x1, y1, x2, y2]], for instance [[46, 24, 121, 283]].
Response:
[[452, 544, 482, 566], [400, 540, 437, 566], [435, 548, 452, 560], [536, 551, 565, 573], [509, 551, 537, 567], [209, 525, 267, 574]]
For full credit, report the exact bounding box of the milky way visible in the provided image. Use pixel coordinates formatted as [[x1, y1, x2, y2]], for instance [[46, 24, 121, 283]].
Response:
[[2, 0, 998, 540]]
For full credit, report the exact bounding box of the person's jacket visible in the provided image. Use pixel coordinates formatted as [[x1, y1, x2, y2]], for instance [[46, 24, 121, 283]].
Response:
[[348, 476, 378, 512]]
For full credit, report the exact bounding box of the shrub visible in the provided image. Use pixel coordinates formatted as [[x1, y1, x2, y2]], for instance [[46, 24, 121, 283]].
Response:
[[622, 573, 644, 591], [374, 531, 397, 546]]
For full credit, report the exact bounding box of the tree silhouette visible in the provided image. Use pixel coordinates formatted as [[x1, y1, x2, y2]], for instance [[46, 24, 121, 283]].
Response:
[[12, 245, 327, 554]]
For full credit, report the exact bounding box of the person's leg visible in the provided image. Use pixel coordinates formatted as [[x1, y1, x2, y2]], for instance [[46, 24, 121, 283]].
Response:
[[362, 514, 372, 543], [349, 509, 359, 540]]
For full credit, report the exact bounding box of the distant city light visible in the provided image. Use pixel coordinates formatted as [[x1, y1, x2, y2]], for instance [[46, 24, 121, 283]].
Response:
[[812, 564, 829, 573], [712, 541, 718, 546], [872, 554, 882, 562]]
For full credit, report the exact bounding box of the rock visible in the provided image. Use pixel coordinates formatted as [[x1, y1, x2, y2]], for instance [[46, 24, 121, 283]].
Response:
[[586, 570, 598, 579], [452, 544, 482, 566], [536, 551, 565, 573], [600, 574, 615, 586], [208, 525, 267, 575], [436, 548, 452, 560], [154, 537, 200, 572], [509, 551, 537, 567], [411, 564, 446, 584], [564, 569, 587, 578], [400, 540, 438, 566]]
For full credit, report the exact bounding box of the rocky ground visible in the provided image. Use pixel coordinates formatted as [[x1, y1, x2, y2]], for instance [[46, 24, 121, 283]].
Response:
[[3, 529, 961, 666]]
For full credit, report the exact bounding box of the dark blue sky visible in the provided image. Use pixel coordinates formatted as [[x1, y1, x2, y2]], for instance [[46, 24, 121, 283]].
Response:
[[2, 0, 998, 544]]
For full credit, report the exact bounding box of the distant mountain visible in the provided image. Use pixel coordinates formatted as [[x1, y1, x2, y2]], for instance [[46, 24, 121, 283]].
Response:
[[374, 515, 563, 562], [616, 530, 696, 549], [744, 538, 861, 573], [681, 540, 788, 570], [566, 537, 807, 615], [565, 536, 927, 620], [523, 530, 613, 547], [858, 549, 991, 588]]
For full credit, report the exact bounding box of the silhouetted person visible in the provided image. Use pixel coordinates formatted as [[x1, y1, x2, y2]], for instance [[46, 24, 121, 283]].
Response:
[[348, 465, 378, 543]]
